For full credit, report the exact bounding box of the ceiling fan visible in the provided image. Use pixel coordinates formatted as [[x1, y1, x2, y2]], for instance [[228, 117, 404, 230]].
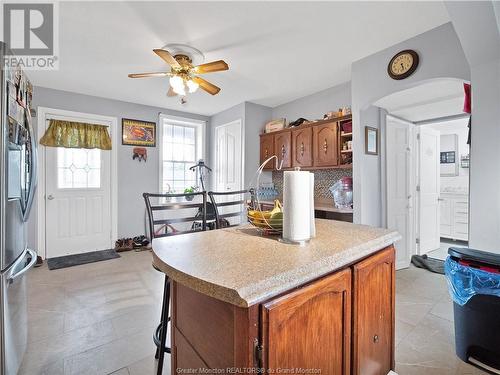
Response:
[[128, 47, 229, 97]]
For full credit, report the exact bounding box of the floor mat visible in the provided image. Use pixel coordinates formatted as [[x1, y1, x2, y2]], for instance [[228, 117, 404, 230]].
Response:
[[411, 254, 445, 275], [47, 249, 120, 270]]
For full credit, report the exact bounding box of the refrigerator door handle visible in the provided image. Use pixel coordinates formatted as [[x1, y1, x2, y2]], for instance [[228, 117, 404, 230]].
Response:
[[23, 107, 38, 221], [8, 248, 37, 283]]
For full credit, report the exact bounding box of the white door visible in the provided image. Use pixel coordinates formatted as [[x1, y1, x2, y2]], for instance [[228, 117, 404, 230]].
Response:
[[386, 116, 415, 270], [45, 124, 112, 258], [214, 120, 243, 193], [418, 127, 440, 254]]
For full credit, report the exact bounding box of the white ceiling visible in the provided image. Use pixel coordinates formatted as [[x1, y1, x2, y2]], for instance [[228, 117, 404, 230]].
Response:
[[29, 1, 450, 116], [373, 79, 464, 122]]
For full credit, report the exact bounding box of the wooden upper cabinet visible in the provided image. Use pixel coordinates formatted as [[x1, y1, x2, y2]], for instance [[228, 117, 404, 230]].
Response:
[[291, 127, 313, 168], [313, 121, 339, 167], [352, 246, 395, 375], [274, 131, 292, 169], [261, 268, 351, 374], [260, 134, 275, 170]]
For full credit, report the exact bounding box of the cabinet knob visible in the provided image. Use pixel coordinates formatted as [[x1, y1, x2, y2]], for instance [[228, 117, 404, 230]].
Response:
[[300, 142, 304, 156], [323, 139, 328, 153], [265, 149, 268, 158], [373, 334, 379, 343], [281, 145, 286, 157]]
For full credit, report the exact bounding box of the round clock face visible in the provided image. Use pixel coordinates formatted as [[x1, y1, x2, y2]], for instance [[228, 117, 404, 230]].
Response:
[[388, 50, 419, 80]]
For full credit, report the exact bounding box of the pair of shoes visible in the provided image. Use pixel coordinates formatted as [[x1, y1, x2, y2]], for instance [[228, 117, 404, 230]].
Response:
[[115, 238, 133, 252], [133, 235, 150, 250]]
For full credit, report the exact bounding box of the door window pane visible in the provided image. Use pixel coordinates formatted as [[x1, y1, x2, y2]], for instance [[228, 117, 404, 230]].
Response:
[[57, 148, 101, 189]]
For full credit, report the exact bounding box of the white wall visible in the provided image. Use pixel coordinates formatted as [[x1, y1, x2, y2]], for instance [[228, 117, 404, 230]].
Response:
[[271, 82, 351, 123], [351, 23, 470, 227], [446, 1, 500, 252], [31, 86, 209, 245]]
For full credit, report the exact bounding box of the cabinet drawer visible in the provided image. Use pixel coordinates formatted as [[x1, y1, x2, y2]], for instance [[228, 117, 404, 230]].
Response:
[[454, 201, 468, 212], [454, 222, 469, 234], [454, 213, 469, 224]]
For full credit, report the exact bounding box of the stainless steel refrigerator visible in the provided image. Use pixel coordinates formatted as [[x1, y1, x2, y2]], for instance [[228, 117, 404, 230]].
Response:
[[0, 42, 38, 375]]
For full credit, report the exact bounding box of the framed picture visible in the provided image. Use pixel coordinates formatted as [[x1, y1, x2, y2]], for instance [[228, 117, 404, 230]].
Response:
[[365, 126, 378, 155], [122, 118, 156, 147]]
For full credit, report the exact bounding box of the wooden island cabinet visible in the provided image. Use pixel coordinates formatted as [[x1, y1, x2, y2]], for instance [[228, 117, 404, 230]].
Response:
[[152, 220, 399, 375]]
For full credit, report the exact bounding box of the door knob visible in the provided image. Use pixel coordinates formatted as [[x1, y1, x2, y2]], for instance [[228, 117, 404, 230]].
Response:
[[47, 195, 54, 200]]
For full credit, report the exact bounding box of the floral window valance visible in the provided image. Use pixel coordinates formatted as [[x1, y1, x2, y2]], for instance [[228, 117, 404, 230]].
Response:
[[40, 120, 112, 150]]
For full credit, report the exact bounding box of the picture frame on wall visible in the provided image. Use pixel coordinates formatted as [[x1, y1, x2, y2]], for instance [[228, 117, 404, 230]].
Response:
[[365, 126, 378, 155], [122, 118, 156, 147]]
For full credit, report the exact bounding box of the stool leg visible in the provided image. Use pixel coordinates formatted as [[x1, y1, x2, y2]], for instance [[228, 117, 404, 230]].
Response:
[[155, 290, 166, 359], [157, 275, 170, 375]]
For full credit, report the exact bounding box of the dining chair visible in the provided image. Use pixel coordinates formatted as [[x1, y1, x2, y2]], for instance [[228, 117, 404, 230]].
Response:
[[143, 191, 207, 375], [208, 189, 249, 229]]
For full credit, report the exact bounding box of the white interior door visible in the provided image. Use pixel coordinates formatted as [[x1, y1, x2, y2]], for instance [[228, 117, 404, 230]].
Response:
[[386, 116, 415, 270], [45, 124, 112, 258], [418, 127, 440, 254], [215, 120, 243, 193]]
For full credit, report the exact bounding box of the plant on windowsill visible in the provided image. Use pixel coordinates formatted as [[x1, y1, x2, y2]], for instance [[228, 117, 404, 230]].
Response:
[[184, 186, 197, 201]]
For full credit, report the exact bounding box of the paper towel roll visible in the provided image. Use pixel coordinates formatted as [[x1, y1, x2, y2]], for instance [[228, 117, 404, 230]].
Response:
[[310, 173, 316, 238], [283, 170, 311, 242]]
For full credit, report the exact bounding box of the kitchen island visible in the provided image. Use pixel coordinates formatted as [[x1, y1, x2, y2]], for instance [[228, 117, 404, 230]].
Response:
[[152, 219, 400, 374]]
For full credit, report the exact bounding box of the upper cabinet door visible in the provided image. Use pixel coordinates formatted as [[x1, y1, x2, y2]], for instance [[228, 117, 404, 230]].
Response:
[[352, 246, 395, 375], [313, 122, 339, 167], [274, 131, 292, 169], [261, 268, 351, 374], [292, 127, 313, 168], [260, 134, 275, 170]]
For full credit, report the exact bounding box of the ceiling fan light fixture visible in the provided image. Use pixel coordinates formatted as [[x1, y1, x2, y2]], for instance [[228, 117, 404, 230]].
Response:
[[169, 75, 186, 95], [186, 79, 199, 93]]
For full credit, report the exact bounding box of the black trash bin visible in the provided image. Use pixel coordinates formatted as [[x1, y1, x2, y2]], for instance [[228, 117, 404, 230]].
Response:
[[445, 247, 500, 373]]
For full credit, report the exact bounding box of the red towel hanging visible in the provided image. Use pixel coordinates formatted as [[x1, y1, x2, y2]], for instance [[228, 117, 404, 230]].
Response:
[[463, 83, 471, 114]]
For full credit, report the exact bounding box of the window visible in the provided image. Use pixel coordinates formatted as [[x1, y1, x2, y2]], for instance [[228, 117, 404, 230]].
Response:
[[57, 148, 101, 189], [160, 116, 204, 193]]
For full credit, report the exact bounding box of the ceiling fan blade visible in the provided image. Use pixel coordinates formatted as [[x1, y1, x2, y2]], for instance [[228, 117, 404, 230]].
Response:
[[167, 87, 177, 97], [192, 76, 221, 95], [193, 60, 229, 74], [128, 72, 169, 78], [153, 49, 181, 69]]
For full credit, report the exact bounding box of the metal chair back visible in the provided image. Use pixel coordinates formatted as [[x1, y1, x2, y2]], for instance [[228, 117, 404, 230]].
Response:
[[143, 192, 207, 239], [208, 190, 249, 229]]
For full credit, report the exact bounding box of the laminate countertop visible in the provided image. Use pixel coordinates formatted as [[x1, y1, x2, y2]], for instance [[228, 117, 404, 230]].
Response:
[[152, 219, 400, 307]]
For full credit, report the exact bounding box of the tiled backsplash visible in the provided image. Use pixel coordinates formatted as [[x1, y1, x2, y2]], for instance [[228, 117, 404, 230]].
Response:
[[272, 168, 353, 200]]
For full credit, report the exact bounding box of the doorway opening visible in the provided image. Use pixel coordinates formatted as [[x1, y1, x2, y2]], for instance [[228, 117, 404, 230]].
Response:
[[374, 79, 470, 269], [37, 107, 118, 259]]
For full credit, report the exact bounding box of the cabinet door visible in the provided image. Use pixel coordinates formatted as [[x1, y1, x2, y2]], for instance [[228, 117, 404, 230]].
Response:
[[260, 134, 275, 170], [352, 246, 395, 375], [261, 268, 351, 374], [313, 122, 339, 167], [274, 131, 292, 169], [291, 127, 313, 168]]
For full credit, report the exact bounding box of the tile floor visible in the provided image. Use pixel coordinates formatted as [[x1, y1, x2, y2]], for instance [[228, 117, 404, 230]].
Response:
[[21, 251, 488, 375], [427, 238, 469, 261]]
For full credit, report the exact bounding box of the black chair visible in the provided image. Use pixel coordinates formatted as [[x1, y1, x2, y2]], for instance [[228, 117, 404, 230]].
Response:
[[208, 189, 249, 229], [143, 192, 207, 375]]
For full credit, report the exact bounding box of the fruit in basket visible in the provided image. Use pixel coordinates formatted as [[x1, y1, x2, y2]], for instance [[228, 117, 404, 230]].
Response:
[[248, 200, 283, 228]]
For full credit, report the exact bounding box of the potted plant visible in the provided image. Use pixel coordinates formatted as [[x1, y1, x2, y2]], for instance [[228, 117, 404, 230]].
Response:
[[184, 186, 197, 201]]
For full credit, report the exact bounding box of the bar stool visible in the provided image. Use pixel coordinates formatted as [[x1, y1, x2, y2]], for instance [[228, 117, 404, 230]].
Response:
[[143, 192, 207, 375]]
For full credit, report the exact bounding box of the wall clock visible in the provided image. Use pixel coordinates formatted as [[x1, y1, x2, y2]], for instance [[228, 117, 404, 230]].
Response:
[[387, 50, 419, 80]]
